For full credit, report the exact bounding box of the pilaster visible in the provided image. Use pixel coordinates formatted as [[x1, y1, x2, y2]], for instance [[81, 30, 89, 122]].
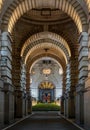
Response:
[[14, 61, 27, 118], [26, 72, 30, 91], [21, 62, 26, 91], [78, 32, 88, 85], [66, 63, 71, 92], [76, 32, 88, 124], [84, 13, 90, 130], [27, 91, 32, 114], [64, 62, 75, 118], [0, 79, 4, 128], [3, 83, 14, 124], [14, 89, 27, 118], [63, 62, 73, 118], [64, 91, 75, 118], [60, 96, 64, 114], [70, 56, 79, 91], [0, 32, 12, 84]]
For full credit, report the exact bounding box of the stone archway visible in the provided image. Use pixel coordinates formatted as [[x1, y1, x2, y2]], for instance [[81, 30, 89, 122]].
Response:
[[0, 1, 90, 129], [1, 0, 87, 33]]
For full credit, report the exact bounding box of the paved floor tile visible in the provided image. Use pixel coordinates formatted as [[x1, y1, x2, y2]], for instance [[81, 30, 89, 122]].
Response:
[[6, 112, 81, 130]]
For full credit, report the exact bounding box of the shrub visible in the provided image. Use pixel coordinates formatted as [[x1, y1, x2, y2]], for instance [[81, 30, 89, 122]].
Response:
[[32, 103, 60, 111]]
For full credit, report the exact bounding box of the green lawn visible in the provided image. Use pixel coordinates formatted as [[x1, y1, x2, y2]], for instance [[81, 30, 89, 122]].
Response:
[[32, 103, 60, 111]]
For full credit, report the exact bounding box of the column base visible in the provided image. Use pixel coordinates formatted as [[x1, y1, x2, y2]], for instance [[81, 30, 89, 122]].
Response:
[[60, 96, 64, 114], [15, 90, 28, 118], [4, 82, 14, 124], [84, 77, 90, 130], [76, 84, 84, 125], [64, 91, 75, 118], [0, 79, 4, 128], [27, 92, 32, 114]]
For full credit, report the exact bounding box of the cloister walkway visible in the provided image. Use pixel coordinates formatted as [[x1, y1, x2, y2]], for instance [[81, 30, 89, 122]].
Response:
[[4, 112, 84, 130]]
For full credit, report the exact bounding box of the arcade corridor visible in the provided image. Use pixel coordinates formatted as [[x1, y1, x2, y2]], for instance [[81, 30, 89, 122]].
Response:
[[0, 0, 90, 130], [3, 112, 83, 130]]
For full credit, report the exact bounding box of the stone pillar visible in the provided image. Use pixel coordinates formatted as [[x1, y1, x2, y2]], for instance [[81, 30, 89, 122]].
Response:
[[15, 62, 27, 118], [64, 63, 71, 118], [15, 89, 27, 118], [69, 57, 78, 118], [67, 92, 75, 118], [64, 61, 76, 118], [21, 63, 28, 116], [26, 69, 32, 114], [61, 68, 66, 115], [26, 72, 30, 92], [66, 63, 71, 92], [84, 14, 90, 130], [27, 91, 32, 114], [0, 32, 12, 84], [0, 32, 14, 124], [21, 63, 26, 91], [4, 83, 14, 124], [76, 32, 88, 124], [64, 93, 67, 117], [60, 96, 64, 114], [0, 79, 4, 128]]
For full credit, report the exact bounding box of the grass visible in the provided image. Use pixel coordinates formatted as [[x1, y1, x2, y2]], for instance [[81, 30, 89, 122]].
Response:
[[32, 103, 60, 111]]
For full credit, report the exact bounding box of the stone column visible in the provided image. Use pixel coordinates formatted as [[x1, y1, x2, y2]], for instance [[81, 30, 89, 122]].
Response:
[[0, 32, 14, 124], [66, 63, 71, 92], [60, 96, 64, 114], [15, 88, 28, 118], [84, 14, 90, 130], [76, 32, 88, 124], [0, 79, 4, 128], [27, 91, 32, 114], [61, 68, 66, 115], [64, 60, 76, 118], [66, 92, 75, 118], [26, 69, 32, 114], [64, 63, 71, 118], [4, 83, 14, 124], [15, 62, 27, 118], [64, 93, 67, 117], [26, 71, 30, 92], [69, 57, 79, 118], [0, 32, 12, 84], [21, 63, 27, 116]]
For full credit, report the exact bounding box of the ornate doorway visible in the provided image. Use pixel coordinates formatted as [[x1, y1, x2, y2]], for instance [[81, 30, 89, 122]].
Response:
[[38, 81, 55, 103]]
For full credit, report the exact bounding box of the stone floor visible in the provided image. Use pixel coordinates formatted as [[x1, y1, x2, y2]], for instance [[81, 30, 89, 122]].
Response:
[[5, 112, 82, 130]]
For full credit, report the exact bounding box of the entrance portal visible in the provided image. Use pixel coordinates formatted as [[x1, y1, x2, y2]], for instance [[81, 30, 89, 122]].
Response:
[[38, 81, 55, 103]]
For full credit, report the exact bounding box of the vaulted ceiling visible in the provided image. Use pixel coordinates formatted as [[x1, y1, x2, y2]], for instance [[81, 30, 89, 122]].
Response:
[[0, 0, 89, 69]]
